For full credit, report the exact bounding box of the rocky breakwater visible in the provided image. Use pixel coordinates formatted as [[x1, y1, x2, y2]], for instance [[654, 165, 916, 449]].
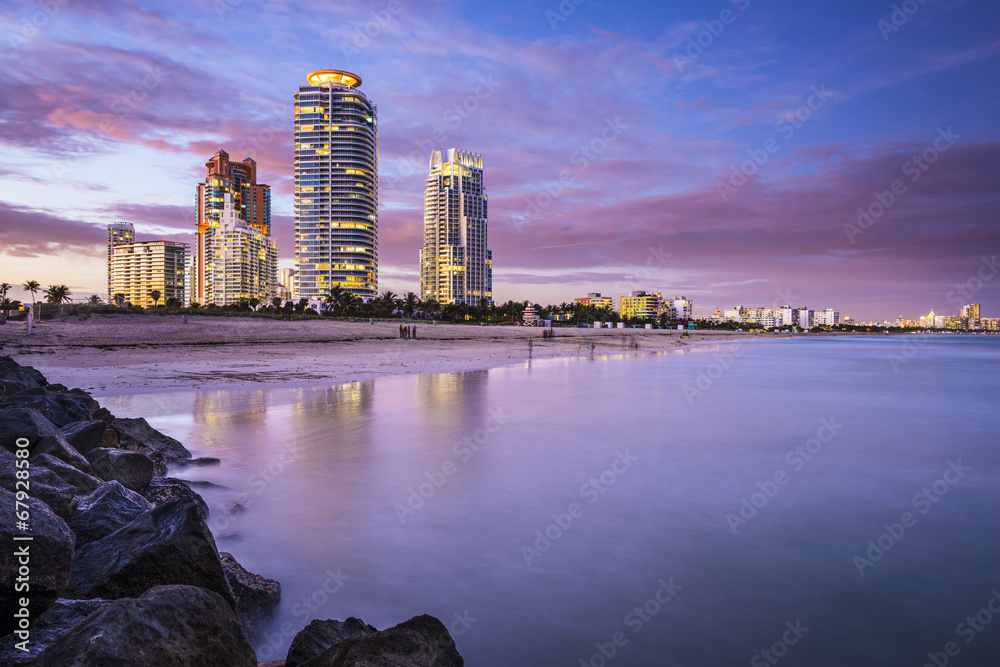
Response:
[[0, 356, 464, 666]]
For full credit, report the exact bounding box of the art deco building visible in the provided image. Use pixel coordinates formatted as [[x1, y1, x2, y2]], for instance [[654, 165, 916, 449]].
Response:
[[107, 222, 134, 300], [194, 150, 271, 305], [419, 149, 492, 305], [202, 195, 277, 306], [618, 292, 666, 320], [109, 238, 187, 308], [574, 293, 613, 310], [294, 69, 378, 300]]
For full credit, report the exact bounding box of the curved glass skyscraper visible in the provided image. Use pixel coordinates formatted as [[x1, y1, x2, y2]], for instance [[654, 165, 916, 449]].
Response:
[[294, 70, 378, 300]]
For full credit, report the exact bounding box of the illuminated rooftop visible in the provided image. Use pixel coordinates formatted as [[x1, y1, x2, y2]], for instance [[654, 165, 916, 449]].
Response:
[[306, 69, 362, 88]]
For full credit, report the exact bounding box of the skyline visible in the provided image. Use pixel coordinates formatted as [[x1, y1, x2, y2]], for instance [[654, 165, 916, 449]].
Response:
[[0, 0, 998, 321]]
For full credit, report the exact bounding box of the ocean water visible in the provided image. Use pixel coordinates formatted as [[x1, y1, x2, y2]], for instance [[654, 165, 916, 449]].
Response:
[[101, 336, 1000, 666]]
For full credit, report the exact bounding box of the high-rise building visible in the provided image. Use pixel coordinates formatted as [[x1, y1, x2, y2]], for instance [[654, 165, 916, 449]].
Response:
[[107, 222, 134, 300], [618, 292, 665, 320], [278, 268, 298, 301], [961, 303, 980, 329], [202, 195, 277, 306], [419, 149, 492, 306], [294, 69, 378, 301], [109, 239, 188, 308], [193, 150, 272, 305]]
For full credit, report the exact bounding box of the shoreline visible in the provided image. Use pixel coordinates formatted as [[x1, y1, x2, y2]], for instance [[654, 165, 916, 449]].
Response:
[[1, 314, 760, 396]]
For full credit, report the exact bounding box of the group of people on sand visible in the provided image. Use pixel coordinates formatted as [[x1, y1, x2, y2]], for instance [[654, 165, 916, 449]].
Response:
[[399, 324, 417, 339]]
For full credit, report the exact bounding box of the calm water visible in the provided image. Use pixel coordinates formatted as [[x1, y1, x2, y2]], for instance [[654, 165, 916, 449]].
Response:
[[101, 337, 1000, 666]]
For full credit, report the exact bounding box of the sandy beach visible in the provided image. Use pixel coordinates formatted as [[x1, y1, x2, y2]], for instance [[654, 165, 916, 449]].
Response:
[[0, 313, 756, 395]]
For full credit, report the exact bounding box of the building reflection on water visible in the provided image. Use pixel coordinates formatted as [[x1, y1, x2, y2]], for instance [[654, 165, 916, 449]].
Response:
[[415, 370, 489, 434]]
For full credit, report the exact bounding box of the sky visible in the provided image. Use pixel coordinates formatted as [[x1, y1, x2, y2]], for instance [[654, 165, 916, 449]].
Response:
[[0, 0, 998, 321]]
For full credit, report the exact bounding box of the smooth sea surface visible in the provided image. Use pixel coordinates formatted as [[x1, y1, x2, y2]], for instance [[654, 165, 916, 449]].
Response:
[[101, 336, 1000, 666]]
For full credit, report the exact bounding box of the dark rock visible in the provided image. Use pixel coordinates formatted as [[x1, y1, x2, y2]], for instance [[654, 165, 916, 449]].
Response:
[[63, 498, 235, 606], [101, 427, 119, 448], [219, 551, 281, 642], [60, 420, 109, 455], [0, 486, 74, 636], [110, 417, 191, 461], [0, 449, 79, 520], [33, 453, 102, 496], [286, 618, 378, 667], [0, 379, 26, 399], [260, 662, 287, 667], [30, 434, 94, 475], [0, 393, 92, 427], [224, 501, 246, 515], [0, 407, 62, 454], [176, 456, 222, 467], [68, 481, 154, 547], [92, 406, 115, 423], [65, 387, 102, 417], [143, 476, 210, 518], [31, 585, 257, 667], [85, 447, 154, 492], [0, 356, 47, 389], [0, 598, 108, 665], [299, 615, 464, 667]]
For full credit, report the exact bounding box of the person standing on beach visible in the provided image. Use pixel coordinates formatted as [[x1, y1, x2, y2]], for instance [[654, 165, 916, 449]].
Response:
[[589, 341, 595, 357], [412, 325, 417, 339]]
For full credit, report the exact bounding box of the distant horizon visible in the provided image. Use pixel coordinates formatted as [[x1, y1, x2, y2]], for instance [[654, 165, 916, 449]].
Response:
[[1, 0, 997, 322]]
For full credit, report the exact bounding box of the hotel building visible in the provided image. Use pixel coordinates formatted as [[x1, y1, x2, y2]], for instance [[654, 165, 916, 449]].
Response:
[[107, 222, 134, 300], [618, 292, 668, 320], [194, 151, 271, 305], [419, 149, 492, 306], [108, 236, 188, 308], [574, 293, 613, 310], [202, 195, 277, 306], [294, 69, 378, 300]]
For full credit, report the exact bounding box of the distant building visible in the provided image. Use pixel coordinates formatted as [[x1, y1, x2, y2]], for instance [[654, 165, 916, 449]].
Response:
[[724, 305, 812, 328], [278, 268, 298, 302], [107, 222, 134, 301], [574, 293, 613, 310], [961, 303, 980, 329], [109, 239, 188, 308], [813, 308, 840, 327], [203, 195, 277, 306], [420, 149, 492, 306], [194, 150, 272, 305], [619, 292, 665, 320], [670, 296, 693, 320], [919, 309, 945, 328], [981, 318, 999, 331]]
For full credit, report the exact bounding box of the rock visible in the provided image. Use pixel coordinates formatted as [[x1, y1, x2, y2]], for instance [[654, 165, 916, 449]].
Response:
[[0, 450, 79, 521], [0, 407, 62, 454], [286, 618, 378, 667], [0, 486, 74, 636], [33, 453, 102, 496], [68, 481, 154, 547], [0, 379, 26, 399], [260, 662, 287, 667], [110, 417, 191, 462], [219, 551, 281, 642], [31, 585, 257, 667], [143, 476, 210, 518], [0, 356, 47, 390], [0, 393, 92, 427], [299, 615, 464, 667], [60, 420, 110, 456], [63, 498, 235, 607], [101, 427, 119, 448], [176, 456, 222, 467], [30, 434, 94, 475], [0, 598, 108, 665], [92, 406, 116, 423], [85, 447, 154, 492]]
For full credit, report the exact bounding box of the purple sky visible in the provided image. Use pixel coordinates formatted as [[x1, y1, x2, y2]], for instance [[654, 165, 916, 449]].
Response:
[[1, 0, 998, 320]]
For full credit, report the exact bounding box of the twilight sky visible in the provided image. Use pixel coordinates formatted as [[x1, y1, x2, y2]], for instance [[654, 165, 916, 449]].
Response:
[[1, 0, 998, 321]]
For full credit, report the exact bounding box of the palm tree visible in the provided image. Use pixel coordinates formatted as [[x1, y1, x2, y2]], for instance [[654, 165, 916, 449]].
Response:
[[403, 292, 420, 318], [149, 289, 161, 307], [248, 297, 259, 310], [421, 297, 440, 319], [378, 290, 397, 318], [22, 280, 40, 308], [88, 295, 103, 306], [0, 283, 9, 302], [44, 285, 71, 304], [271, 296, 282, 309], [324, 285, 346, 315], [113, 293, 126, 308]]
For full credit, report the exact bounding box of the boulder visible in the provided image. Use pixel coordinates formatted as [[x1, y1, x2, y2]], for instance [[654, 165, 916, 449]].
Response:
[[286, 618, 378, 667], [68, 481, 154, 547], [0, 407, 62, 454], [0, 486, 75, 636], [102, 427, 119, 448], [299, 615, 464, 667], [85, 447, 154, 492], [93, 406, 116, 423], [31, 585, 257, 667], [220, 551, 281, 642], [143, 476, 210, 518], [0, 356, 47, 389], [60, 420, 110, 456], [0, 379, 26, 399], [0, 393, 92, 427], [110, 417, 191, 462], [30, 434, 94, 475], [176, 456, 222, 467], [0, 450, 79, 521], [33, 453, 102, 496], [0, 598, 108, 665], [63, 498, 235, 607]]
